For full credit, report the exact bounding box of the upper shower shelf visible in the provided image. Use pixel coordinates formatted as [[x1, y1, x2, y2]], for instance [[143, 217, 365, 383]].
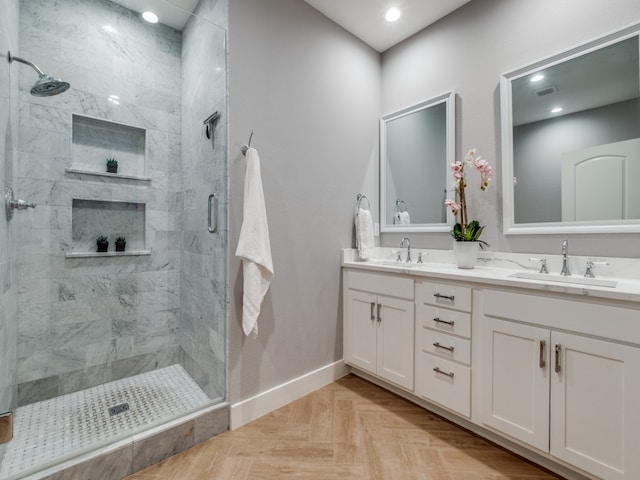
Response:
[[71, 114, 147, 181], [65, 168, 151, 183]]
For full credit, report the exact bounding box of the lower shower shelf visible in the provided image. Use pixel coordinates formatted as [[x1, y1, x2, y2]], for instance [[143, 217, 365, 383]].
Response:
[[65, 250, 151, 258]]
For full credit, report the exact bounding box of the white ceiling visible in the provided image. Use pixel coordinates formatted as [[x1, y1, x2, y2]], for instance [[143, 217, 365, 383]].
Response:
[[113, 0, 472, 50], [303, 0, 472, 52]]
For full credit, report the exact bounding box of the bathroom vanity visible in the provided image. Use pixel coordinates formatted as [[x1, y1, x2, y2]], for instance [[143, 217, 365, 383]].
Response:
[[342, 248, 640, 480]]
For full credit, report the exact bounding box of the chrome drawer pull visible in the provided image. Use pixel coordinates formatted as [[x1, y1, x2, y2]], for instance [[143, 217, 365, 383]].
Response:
[[539, 340, 546, 369], [433, 293, 455, 301], [370, 302, 375, 321], [433, 367, 454, 378], [377, 303, 382, 323], [433, 342, 454, 353], [433, 317, 455, 327], [555, 344, 561, 373]]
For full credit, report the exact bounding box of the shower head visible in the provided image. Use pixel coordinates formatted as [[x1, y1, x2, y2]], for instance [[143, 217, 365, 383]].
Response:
[[30, 73, 70, 97], [7, 51, 70, 97]]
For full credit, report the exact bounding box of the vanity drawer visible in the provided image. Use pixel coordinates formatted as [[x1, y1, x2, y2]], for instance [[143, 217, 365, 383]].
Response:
[[345, 269, 414, 300], [415, 352, 470, 417], [419, 281, 471, 312], [418, 305, 471, 339], [417, 327, 471, 365]]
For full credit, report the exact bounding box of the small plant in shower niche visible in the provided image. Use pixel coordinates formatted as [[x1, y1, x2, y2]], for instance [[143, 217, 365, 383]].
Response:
[[106, 157, 118, 174], [96, 235, 109, 252], [115, 236, 126, 252]]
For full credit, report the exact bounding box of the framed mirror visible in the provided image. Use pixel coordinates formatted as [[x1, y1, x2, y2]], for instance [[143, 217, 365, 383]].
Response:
[[501, 26, 640, 234], [380, 91, 455, 233]]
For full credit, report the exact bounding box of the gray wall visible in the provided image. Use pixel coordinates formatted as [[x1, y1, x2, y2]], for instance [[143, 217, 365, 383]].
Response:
[[0, 0, 19, 463], [514, 99, 640, 223], [180, 0, 228, 400], [228, 0, 381, 402], [381, 0, 640, 256]]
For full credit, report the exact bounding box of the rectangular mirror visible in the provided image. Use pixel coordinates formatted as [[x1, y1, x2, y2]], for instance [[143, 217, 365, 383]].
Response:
[[501, 25, 640, 234], [380, 91, 455, 233]]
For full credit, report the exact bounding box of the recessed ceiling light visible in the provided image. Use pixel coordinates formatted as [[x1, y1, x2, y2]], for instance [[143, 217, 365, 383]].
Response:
[[142, 11, 159, 24], [385, 7, 401, 22], [530, 74, 545, 82], [551, 106, 563, 114]]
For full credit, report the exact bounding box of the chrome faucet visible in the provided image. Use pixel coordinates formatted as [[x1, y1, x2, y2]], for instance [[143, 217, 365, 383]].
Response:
[[400, 237, 411, 263], [560, 239, 571, 276]]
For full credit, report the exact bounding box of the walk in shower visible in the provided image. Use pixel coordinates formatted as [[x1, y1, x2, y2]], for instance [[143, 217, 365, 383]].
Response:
[[0, 0, 228, 477]]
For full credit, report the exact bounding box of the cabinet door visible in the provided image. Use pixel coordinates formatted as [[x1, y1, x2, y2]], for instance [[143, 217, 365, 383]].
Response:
[[480, 317, 550, 452], [377, 296, 414, 390], [345, 290, 378, 375], [550, 332, 640, 480]]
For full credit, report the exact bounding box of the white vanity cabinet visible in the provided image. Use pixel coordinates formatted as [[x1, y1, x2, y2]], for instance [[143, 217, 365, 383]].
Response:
[[343, 269, 415, 390], [414, 280, 472, 417], [479, 289, 640, 480]]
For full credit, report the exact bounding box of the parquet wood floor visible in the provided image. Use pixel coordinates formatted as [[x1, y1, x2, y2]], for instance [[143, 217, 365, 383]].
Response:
[[126, 375, 562, 480]]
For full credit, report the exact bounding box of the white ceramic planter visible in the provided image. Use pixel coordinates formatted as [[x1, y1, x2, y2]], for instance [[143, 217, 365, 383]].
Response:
[[453, 240, 480, 269]]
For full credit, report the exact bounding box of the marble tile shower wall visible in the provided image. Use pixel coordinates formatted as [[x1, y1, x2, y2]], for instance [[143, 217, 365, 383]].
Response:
[[14, 0, 188, 405], [179, 0, 228, 400], [0, 0, 20, 463]]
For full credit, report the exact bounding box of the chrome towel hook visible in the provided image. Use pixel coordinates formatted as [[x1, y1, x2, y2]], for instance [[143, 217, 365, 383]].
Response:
[[241, 131, 254, 156]]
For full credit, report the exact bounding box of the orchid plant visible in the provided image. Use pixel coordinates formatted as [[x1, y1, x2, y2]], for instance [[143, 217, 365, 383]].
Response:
[[445, 148, 492, 247]]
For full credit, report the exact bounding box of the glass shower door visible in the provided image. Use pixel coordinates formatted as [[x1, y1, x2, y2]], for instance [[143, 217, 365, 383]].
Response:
[[0, 0, 20, 464]]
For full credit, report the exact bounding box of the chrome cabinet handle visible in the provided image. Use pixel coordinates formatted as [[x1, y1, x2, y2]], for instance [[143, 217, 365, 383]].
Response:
[[370, 302, 375, 321], [433, 342, 454, 353], [433, 293, 455, 301], [377, 303, 382, 323], [433, 367, 454, 378], [555, 344, 561, 373], [539, 340, 546, 369], [433, 317, 455, 327], [208, 193, 218, 233]]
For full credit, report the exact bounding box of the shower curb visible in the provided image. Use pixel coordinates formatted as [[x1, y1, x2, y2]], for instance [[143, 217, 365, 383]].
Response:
[[20, 402, 229, 480]]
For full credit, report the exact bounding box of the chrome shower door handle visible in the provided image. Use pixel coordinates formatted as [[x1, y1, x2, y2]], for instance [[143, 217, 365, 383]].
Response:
[[208, 193, 218, 233]]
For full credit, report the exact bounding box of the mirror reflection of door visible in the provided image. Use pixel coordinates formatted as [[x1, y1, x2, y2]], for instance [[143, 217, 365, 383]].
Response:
[[561, 138, 640, 221]]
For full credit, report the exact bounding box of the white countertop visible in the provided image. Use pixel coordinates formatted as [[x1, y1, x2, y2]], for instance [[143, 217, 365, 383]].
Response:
[[341, 248, 640, 304]]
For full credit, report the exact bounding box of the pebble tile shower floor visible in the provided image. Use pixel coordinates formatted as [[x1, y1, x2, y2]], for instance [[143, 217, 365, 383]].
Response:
[[0, 365, 210, 479]]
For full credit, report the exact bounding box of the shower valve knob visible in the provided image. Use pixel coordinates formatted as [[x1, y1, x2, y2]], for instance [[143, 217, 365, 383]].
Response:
[[12, 198, 36, 210], [5, 187, 36, 221]]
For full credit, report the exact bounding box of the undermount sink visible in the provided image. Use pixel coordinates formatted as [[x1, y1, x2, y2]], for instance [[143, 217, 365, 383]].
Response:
[[368, 260, 423, 268], [509, 271, 618, 288]]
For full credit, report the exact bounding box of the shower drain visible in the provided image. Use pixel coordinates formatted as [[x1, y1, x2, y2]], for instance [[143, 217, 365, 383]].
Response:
[[108, 402, 130, 417]]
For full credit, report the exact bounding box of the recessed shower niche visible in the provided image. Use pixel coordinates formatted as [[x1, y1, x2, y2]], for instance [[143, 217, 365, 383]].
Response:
[[67, 199, 148, 257], [68, 114, 150, 181]]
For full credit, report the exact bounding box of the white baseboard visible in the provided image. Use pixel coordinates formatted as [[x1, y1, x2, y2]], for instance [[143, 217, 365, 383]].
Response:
[[230, 360, 348, 429]]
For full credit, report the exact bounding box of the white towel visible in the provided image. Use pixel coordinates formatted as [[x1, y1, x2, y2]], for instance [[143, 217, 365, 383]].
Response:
[[355, 207, 375, 260], [399, 210, 411, 224], [235, 147, 274, 337]]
